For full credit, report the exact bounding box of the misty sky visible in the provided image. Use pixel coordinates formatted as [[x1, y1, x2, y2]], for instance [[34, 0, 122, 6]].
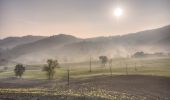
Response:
[[0, 0, 170, 38]]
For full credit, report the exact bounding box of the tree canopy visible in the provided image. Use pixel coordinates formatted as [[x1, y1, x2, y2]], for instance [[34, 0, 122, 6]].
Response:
[[14, 64, 25, 78], [43, 59, 59, 80], [99, 56, 108, 67]]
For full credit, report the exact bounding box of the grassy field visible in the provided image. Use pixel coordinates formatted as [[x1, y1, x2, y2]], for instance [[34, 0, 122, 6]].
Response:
[[0, 57, 170, 100], [1, 57, 170, 79]]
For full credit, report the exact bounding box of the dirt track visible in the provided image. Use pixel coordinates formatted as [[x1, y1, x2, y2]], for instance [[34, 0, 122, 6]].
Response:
[[0, 75, 170, 100], [71, 75, 170, 100]]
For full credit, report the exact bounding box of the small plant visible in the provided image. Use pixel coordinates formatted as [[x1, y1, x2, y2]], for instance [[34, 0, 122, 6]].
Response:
[[14, 64, 25, 78]]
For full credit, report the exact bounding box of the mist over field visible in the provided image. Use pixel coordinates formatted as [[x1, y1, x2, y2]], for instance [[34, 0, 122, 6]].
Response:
[[0, 25, 170, 65], [0, 0, 170, 100]]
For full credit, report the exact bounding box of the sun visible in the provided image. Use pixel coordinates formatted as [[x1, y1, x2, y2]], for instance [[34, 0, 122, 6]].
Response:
[[114, 7, 123, 17]]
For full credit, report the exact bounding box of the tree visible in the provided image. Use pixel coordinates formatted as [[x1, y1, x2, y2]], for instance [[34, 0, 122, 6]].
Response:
[[132, 51, 146, 58], [99, 56, 108, 67], [43, 59, 59, 80], [14, 64, 25, 78]]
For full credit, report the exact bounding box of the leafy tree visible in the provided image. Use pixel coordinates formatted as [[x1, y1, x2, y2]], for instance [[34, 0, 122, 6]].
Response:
[[43, 59, 59, 80], [99, 56, 108, 67], [14, 64, 25, 78]]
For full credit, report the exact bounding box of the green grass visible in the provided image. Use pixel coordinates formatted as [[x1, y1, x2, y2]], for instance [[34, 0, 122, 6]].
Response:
[[23, 70, 46, 79], [0, 57, 170, 79], [0, 57, 170, 100], [0, 71, 15, 78]]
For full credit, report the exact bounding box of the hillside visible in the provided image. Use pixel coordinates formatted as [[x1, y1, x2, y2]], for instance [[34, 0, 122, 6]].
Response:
[[0, 35, 46, 50], [0, 34, 82, 64], [60, 25, 170, 59], [0, 25, 170, 64]]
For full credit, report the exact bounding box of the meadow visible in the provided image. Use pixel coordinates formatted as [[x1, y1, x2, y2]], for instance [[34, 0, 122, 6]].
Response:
[[1, 57, 170, 79], [0, 57, 170, 100]]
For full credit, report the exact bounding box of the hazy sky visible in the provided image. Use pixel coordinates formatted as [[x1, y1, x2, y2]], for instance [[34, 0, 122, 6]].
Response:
[[0, 0, 170, 38]]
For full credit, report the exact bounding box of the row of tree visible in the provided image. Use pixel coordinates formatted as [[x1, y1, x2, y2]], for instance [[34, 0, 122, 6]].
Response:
[[14, 59, 59, 80], [13, 55, 121, 80]]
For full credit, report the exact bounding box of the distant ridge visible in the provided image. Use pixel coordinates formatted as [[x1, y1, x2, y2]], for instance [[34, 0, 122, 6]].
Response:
[[0, 35, 46, 50], [0, 25, 170, 64]]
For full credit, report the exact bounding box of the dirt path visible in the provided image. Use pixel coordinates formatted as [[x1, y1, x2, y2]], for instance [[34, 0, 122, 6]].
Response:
[[70, 75, 170, 100], [0, 75, 170, 100]]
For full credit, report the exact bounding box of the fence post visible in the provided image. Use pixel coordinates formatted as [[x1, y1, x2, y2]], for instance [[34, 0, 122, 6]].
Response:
[[67, 68, 70, 88], [126, 63, 128, 75], [109, 59, 113, 76], [135, 62, 137, 71], [89, 56, 92, 72]]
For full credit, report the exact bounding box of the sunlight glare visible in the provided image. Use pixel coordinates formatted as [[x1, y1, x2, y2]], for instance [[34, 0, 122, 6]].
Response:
[[114, 7, 123, 17]]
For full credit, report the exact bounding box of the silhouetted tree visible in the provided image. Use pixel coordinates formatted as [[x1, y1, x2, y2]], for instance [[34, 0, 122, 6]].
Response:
[[43, 59, 59, 80], [99, 56, 108, 67], [14, 64, 25, 78], [132, 51, 146, 58]]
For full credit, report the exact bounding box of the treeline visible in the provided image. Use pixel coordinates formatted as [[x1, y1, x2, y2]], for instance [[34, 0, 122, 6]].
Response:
[[132, 51, 170, 58], [12, 55, 114, 80]]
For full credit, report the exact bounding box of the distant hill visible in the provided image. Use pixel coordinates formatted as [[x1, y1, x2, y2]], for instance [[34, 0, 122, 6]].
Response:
[[0, 34, 82, 64], [60, 25, 170, 59], [0, 35, 46, 50], [0, 25, 170, 64]]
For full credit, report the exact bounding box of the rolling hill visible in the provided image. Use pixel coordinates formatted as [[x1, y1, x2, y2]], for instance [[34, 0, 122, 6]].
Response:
[[0, 25, 170, 64], [0, 35, 46, 50]]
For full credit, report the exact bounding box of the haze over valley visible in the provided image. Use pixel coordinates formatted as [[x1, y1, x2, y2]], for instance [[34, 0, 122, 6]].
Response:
[[0, 0, 170, 100], [0, 25, 170, 65]]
